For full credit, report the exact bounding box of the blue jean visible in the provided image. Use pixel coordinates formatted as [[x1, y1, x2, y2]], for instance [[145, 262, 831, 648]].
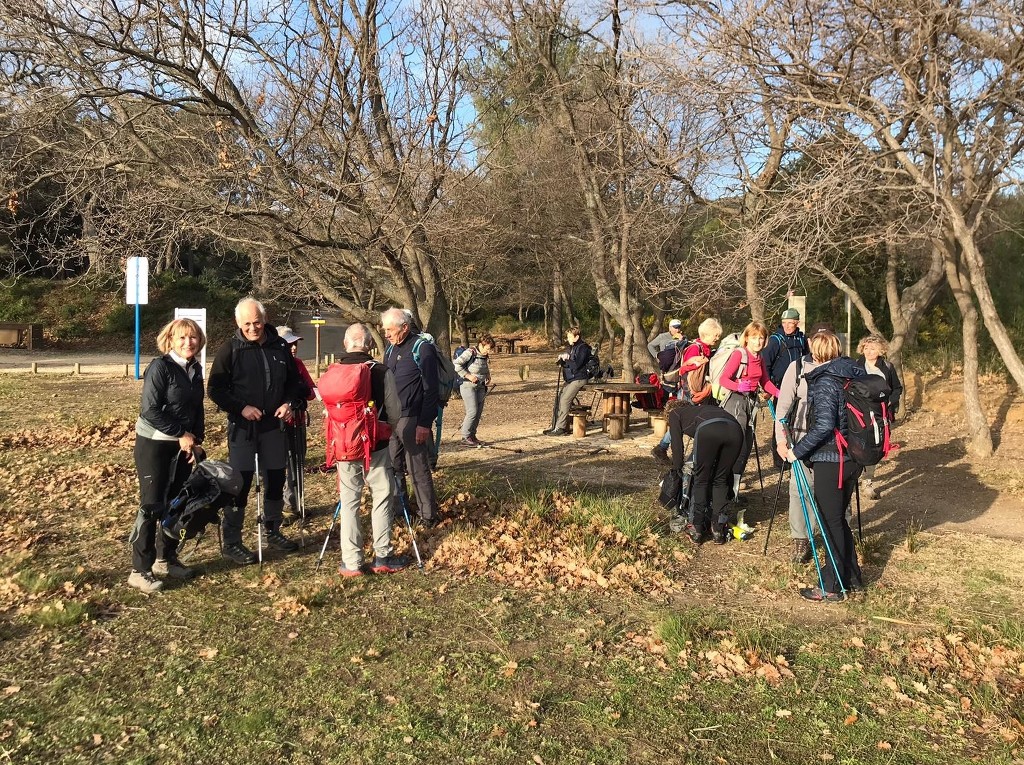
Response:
[[460, 382, 487, 439]]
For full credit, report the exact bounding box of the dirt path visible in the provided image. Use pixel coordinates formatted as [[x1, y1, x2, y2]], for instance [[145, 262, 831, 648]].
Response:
[[5, 344, 1022, 540]]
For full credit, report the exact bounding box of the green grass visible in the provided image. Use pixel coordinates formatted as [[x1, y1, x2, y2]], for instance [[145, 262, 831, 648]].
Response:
[[1, 376, 1023, 763]]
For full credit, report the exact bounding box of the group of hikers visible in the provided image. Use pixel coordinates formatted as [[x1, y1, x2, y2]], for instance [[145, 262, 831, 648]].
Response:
[[650, 310, 902, 602], [128, 299, 901, 605]]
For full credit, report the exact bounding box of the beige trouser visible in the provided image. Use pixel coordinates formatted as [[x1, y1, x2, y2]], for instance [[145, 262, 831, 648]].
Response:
[[335, 448, 395, 569]]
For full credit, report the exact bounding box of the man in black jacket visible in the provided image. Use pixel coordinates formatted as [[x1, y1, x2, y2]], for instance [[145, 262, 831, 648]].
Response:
[[208, 298, 307, 564], [381, 307, 440, 526], [545, 326, 591, 436], [762, 307, 810, 469]]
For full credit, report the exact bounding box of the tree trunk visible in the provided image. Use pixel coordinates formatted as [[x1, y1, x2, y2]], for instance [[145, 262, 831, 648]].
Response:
[[953, 218, 1024, 392], [457, 313, 469, 347], [885, 240, 945, 374], [550, 262, 563, 344], [943, 244, 992, 457]]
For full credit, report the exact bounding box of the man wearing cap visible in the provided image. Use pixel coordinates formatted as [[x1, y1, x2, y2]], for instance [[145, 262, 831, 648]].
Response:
[[647, 319, 687, 360], [762, 307, 810, 469], [278, 326, 319, 524]]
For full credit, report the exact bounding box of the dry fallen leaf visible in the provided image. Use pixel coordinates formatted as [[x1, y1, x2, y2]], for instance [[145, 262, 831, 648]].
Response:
[[198, 647, 219, 661], [775, 709, 792, 718], [877, 741, 892, 751]]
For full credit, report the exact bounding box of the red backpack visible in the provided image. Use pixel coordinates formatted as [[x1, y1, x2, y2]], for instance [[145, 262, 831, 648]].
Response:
[[319, 361, 391, 471]]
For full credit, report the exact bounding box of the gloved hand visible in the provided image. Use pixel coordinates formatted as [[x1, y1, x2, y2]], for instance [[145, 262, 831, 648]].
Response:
[[737, 379, 757, 393]]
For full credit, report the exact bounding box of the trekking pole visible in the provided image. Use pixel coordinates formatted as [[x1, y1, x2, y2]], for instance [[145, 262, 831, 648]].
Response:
[[549, 369, 564, 431], [767, 400, 844, 594], [854, 479, 863, 543], [315, 498, 343, 572], [393, 470, 424, 569], [762, 463, 788, 555], [751, 399, 766, 497], [296, 415, 307, 547], [254, 452, 264, 569], [792, 461, 847, 595]]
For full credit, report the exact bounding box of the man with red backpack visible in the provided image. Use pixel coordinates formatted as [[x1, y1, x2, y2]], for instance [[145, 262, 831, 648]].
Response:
[[319, 323, 408, 575]]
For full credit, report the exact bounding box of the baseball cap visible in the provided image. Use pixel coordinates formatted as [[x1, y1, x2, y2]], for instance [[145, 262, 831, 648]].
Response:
[[278, 326, 303, 344], [781, 308, 801, 320], [669, 319, 683, 328]]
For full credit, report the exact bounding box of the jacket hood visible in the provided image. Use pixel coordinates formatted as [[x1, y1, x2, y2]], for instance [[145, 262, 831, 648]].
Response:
[[804, 356, 864, 383]]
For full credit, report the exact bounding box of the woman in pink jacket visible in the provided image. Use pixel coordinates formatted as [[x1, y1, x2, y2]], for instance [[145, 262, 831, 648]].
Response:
[[717, 321, 780, 502]]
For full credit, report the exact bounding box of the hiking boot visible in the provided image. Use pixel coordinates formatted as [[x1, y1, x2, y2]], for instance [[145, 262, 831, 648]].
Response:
[[222, 542, 257, 566], [863, 481, 880, 500], [338, 564, 366, 578], [418, 515, 441, 530], [668, 513, 688, 534], [153, 558, 195, 579], [650, 445, 672, 466], [799, 586, 845, 603], [127, 570, 164, 594], [462, 437, 482, 447], [683, 523, 707, 545], [711, 525, 729, 545], [791, 539, 813, 565], [371, 554, 411, 574], [266, 528, 299, 552], [543, 428, 568, 437]]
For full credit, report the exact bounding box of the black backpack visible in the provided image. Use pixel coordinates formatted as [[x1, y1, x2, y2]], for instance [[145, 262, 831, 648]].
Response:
[[584, 344, 601, 379], [657, 339, 690, 373], [162, 460, 242, 542], [836, 376, 893, 467]]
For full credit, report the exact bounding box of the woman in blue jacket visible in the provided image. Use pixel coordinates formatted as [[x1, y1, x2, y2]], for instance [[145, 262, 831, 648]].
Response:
[[785, 331, 865, 602], [128, 318, 206, 593]]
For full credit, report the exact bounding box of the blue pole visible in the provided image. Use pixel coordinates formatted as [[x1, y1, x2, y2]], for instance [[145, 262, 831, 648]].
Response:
[[134, 299, 141, 379]]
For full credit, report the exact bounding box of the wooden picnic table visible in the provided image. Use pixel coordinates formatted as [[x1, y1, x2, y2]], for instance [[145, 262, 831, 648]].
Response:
[[590, 382, 657, 437], [491, 335, 525, 354]]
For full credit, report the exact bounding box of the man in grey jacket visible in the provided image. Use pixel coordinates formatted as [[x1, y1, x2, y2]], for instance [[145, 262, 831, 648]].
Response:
[[647, 318, 686, 360]]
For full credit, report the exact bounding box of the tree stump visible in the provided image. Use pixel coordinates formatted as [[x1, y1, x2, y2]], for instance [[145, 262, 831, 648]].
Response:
[[572, 413, 588, 438], [652, 414, 668, 440], [606, 414, 628, 440]]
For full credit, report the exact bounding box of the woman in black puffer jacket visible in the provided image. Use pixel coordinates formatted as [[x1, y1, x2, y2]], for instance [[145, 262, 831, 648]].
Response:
[[128, 318, 206, 594], [785, 331, 866, 602]]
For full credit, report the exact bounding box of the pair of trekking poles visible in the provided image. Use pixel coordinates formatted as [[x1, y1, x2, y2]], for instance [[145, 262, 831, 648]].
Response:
[[314, 468, 425, 572], [245, 416, 307, 570], [761, 400, 849, 597]]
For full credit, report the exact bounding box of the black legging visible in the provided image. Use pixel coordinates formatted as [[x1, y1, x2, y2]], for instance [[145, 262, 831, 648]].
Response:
[[688, 420, 745, 533], [810, 460, 863, 593], [132, 437, 187, 572]]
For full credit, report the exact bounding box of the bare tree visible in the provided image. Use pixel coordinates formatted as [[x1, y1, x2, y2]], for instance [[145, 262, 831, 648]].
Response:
[[0, 0, 482, 343]]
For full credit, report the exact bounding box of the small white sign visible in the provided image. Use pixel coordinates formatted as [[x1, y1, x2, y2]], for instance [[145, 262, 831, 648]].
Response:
[[175, 307, 208, 373], [126, 257, 149, 305]]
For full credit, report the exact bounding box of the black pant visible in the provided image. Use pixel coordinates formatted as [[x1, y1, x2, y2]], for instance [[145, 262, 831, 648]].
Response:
[[131, 437, 186, 572], [810, 460, 863, 594], [689, 420, 744, 533]]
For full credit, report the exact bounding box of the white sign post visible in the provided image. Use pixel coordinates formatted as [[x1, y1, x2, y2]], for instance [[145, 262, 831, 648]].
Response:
[[126, 257, 149, 380], [174, 308, 208, 374]]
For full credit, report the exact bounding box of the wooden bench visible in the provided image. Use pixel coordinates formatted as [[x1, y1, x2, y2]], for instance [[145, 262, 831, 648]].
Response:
[[0, 323, 43, 350]]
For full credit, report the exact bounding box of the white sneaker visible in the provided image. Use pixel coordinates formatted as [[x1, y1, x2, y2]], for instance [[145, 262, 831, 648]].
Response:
[[127, 570, 164, 594], [153, 558, 195, 579]]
